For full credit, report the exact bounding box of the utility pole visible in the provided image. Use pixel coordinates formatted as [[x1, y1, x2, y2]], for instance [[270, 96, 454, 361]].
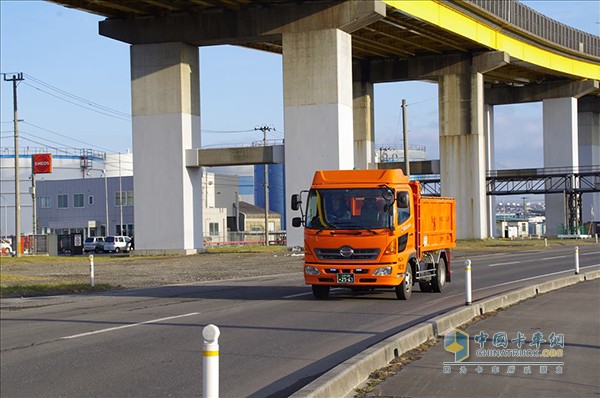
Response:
[[255, 125, 274, 246], [31, 169, 36, 254], [402, 99, 410, 178], [4, 73, 24, 256], [119, 152, 123, 235]]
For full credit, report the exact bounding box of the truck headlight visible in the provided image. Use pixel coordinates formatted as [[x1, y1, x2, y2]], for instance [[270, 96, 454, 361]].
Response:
[[305, 266, 320, 275], [373, 267, 392, 276]]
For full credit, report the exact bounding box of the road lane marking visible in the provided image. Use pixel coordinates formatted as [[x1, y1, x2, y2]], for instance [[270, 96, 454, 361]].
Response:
[[540, 256, 567, 260], [62, 312, 199, 340], [488, 261, 520, 267], [474, 264, 600, 291]]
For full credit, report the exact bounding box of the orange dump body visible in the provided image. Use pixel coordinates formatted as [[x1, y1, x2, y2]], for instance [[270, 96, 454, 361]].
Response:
[[301, 169, 456, 290]]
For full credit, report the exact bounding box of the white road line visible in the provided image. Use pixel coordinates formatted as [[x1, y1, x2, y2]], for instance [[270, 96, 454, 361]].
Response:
[[488, 261, 520, 267], [540, 256, 567, 260], [581, 252, 600, 256], [473, 264, 600, 291], [62, 312, 200, 340]]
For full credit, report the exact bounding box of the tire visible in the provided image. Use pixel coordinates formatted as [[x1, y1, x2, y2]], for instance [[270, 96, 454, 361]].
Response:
[[419, 280, 432, 292], [395, 263, 413, 300], [115, 247, 121, 253], [431, 257, 447, 293], [94, 247, 100, 253], [312, 285, 330, 299]]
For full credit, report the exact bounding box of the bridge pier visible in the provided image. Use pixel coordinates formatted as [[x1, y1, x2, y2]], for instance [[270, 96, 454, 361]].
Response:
[[282, 29, 355, 247], [543, 98, 579, 235], [578, 96, 600, 228], [130, 42, 203, 254], [353, 63, 375, 171], [438, 67, 488, 240]]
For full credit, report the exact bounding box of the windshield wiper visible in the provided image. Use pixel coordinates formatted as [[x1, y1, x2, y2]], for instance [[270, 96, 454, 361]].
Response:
[[330, 221, 378, 234], [330, 230, 362, 236]]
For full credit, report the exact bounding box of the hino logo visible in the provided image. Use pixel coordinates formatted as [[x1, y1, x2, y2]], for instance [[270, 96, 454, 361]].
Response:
[[339, 246, 354, 258]]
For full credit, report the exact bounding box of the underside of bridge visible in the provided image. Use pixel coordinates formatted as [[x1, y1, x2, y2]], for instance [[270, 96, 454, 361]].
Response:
[[48, 0, 600, 252]]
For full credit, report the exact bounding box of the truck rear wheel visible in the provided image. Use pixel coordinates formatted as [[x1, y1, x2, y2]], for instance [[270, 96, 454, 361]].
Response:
[[395, 264, 412, 300], [312, 285, 330, 299], [419, 280, 432, 292], [431, 257, 446, 293]]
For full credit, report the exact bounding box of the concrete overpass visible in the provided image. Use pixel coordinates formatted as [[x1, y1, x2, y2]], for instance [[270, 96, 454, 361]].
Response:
[[48, 0, 600, 253]]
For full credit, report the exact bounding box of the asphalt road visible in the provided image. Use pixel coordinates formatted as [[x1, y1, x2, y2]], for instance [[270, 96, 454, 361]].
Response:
[[1, 245, 599, 398]]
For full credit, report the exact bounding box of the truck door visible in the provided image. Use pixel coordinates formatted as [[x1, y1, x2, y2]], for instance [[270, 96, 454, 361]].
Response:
[[397, 190, 415, 254]]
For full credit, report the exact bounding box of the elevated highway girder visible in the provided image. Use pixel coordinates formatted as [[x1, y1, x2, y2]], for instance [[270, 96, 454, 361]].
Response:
[[46, 0, 600, 250]]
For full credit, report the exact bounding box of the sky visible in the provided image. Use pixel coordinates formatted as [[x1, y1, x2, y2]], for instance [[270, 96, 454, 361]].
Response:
[[1, 1, 599, 172]]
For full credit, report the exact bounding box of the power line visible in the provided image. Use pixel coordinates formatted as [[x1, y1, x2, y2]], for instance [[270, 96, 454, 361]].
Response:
[[21, 121, 118, 153], [22, 82, 131, 122], [23, 73, 131, 118]]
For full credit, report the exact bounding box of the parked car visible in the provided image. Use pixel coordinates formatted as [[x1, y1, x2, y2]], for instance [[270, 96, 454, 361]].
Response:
[[103, 236, 132, 253], [1, 239, 13, 256], [83, 236, 105, 253]]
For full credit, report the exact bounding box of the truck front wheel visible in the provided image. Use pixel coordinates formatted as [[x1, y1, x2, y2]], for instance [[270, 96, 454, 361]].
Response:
[[431, 257, 446, 293], [395, 264, 413, 300], [312, 285, 330, 299]]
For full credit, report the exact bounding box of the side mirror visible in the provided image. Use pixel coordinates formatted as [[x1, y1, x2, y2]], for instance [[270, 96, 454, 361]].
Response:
[[292, 217, 302, 228], [291, 194, 301, 211], [397, 192, 409, 209], [381, 189, 394, 203]]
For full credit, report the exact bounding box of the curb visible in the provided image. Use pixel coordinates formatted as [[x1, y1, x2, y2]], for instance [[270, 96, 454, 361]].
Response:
[[290, 269, 600, 398]]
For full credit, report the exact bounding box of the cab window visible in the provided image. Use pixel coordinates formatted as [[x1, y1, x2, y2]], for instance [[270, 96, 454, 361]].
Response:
[[397, 191, 410, 224]]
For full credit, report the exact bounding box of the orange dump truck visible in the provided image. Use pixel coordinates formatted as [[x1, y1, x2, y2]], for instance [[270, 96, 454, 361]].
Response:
[[291, 169, 456, 300]]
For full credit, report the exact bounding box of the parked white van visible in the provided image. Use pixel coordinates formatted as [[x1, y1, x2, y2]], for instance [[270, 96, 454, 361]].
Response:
[[103, 236, 132, 253], [83, 236, 105, 253]]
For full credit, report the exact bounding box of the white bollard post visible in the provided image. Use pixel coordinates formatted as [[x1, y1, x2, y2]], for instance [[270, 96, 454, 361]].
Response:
[[203, 324, 220, 398], [544, 237, 547, 247], [596, 234, 598, 245], [89, 254, 95, 287], [574, 246, 579, 275], [465, 260, 472, 306]]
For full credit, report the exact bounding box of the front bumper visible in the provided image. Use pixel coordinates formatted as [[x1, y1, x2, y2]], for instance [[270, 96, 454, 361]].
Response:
[[304, 262, 407, 287]]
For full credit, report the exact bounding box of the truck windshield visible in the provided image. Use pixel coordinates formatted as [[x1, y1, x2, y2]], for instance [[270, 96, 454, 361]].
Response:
[[305, 188, 392, 230]]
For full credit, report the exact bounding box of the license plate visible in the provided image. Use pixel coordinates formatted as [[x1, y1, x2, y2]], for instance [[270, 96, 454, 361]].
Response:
[[337, 273, 354, 284]]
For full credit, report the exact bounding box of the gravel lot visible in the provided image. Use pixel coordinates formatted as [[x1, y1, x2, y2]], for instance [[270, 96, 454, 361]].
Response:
[[0, 249, 305, 291], [1, 240, 591, 296]]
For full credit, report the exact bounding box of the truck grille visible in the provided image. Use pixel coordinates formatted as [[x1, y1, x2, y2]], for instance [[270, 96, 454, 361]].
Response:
[[315, 248, 380, 261]]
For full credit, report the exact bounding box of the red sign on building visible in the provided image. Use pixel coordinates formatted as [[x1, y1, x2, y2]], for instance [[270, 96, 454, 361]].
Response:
[[33, 153, 53, 174]]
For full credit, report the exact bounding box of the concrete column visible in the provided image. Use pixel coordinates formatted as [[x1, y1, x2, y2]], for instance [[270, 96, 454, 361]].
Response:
[[131, 42, 202, 254], [439, 71, 487, 239], [578, 96, 599, 225], [543, 98, 578, 236], [283, 29, 354, 247], [353, 79, 375, 170], [484, 104, 496, 237]]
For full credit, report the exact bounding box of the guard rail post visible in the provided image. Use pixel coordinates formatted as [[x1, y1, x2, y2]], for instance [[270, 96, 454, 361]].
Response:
[[203, 324, 220, 398], [89, 254, 95, 287]]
